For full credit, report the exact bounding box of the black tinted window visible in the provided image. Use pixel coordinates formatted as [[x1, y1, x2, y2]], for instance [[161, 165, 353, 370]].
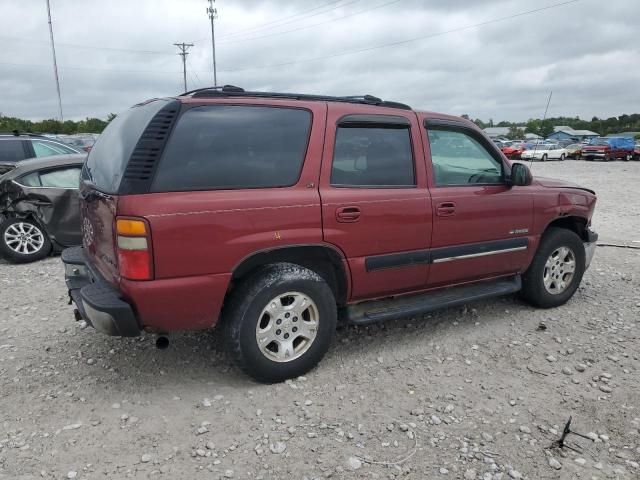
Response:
[[331, 127, 414, 187], [152, 106, 311, 191], [83, 99, 170, 193], [0, 140, 26, 162]]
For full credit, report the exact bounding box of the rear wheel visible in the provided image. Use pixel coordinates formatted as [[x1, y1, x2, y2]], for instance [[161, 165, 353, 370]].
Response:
[[541, 154, 548, 162], [0, 217, 52, 263], [559, 153, 565, 161], [223, 263, 337, 383], [624, 154, 632, 161], [521, 228, 586, 308]]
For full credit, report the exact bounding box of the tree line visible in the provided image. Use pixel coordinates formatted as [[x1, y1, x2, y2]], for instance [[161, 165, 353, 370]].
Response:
[[462, 114, 640, 140], [0, 114, 117, 135], [2, 112, 640, 140]]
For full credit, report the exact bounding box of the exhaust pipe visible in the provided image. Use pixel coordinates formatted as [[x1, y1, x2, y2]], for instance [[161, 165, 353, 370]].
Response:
[[155, 336, 169, 350]]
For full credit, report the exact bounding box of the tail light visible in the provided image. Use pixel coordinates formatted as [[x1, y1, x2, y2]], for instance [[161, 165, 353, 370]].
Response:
[[116, 217, 153, 280]]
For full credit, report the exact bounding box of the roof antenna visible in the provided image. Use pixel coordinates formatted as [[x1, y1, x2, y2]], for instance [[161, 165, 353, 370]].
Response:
[[529, 91, 553, 170]]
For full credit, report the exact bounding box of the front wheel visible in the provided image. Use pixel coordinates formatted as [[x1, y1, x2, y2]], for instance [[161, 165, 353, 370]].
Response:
[[521, 228, 586, 308], [560, 153, 566, 161], [541, 154, 548, 162], [223, 263, 337, 383], [0, 217, 52, 263]]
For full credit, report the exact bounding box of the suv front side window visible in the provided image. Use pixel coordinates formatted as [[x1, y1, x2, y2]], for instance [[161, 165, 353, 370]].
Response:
[[32, 140, 76, 157], [426, 128, 503, 186], [331, 126, 415, 187]]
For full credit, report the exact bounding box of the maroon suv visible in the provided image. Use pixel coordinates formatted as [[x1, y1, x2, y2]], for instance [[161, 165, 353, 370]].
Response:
[[62, 86, 598, 382]]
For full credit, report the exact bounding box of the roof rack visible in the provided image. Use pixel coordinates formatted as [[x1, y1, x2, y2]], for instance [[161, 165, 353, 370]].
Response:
[[0, 130, 46, 137], [179, 85, 412, 111]]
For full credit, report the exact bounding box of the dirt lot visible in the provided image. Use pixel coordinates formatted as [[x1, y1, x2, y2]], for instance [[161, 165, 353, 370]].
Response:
[[1, 161, 639, 479]]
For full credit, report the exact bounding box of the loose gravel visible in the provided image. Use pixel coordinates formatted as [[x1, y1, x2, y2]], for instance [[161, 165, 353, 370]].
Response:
[[1, 161, 638, 479]]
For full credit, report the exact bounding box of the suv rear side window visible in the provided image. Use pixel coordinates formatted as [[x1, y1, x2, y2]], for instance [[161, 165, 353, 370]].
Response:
[[152, 105, 312, 192], [331, 127, 415, 187]]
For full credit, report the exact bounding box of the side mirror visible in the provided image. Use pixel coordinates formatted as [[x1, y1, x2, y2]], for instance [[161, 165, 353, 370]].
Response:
[[510, 162, 532, 186]]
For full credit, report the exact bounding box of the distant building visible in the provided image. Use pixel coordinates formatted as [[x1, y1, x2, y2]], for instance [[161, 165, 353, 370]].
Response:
[[547, 126, 599, 142], [524, 133, 542, 141], [483, 127, 510, 139]]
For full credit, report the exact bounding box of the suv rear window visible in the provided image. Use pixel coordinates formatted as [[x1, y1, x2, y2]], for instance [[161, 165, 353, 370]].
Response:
[[151, 105, 311, 192], [82, 99, 170, 193]]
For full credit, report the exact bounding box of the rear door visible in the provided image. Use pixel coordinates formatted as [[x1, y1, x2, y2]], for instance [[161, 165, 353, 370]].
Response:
[[422, 117, 533, 288], [320, 106, 432, 300], [17, 165, 83, 246]]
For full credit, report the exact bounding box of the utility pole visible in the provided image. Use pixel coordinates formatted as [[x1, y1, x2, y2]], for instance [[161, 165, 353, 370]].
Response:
[[174, 42, 194, 92], [206, 0, 218, 86], [45, 0, 64, 122]]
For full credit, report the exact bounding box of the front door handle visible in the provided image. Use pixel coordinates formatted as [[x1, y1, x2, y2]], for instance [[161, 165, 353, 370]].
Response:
[[336, 206, 361, 223], [436, 202, 456, 216]]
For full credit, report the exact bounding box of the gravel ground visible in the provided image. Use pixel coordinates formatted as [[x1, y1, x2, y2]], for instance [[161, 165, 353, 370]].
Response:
[[1, 161, 639, 479]]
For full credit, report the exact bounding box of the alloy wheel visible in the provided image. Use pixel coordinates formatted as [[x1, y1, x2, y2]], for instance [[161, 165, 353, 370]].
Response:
[[255, 291, 319, 362], [543, 246, 576, 294], [4, 222, 45, 255]]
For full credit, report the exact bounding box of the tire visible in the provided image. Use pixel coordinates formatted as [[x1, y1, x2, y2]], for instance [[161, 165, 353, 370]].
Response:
[[0, 217, 52, 263], [560, 153, 565, 161], [521, 227, 586, 309], [541, 154, 548, 162], [223, 263, 337, 383], [624, 154, 632, 162]]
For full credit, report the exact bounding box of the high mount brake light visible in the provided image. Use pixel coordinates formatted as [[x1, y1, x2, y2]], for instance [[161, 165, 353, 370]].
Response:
[[116, 218, 152, 280]]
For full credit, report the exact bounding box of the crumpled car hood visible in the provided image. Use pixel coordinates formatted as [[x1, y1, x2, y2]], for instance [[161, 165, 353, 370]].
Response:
[[534, 176, 595, 194]]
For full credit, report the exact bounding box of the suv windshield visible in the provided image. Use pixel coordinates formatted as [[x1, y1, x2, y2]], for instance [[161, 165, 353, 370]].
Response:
[[82, 99, 170, 193]]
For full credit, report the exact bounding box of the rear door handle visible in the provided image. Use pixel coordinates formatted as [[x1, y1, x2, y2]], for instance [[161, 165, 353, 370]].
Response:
[[436, 202, 456, 216], [336, 206, 361, 223]]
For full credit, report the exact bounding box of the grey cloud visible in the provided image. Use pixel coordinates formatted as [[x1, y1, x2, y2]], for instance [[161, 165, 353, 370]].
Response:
[[0, 0, 638, 122]]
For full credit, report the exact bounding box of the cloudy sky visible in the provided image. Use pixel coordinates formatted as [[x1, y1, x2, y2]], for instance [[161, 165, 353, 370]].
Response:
[[1, 0, 638, 122]]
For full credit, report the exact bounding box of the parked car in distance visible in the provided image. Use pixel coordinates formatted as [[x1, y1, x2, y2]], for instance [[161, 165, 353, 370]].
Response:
[[58, 134, 98, 153], [581, 137, 635, 161], [564, 143, 582, 159], [62, 86, 598, 383], [0, 132, 81, 163], [0, 154, 84, 263], [501, 142, 530, 159], [634, 143, 640, 160], [521, 144, 568, 161]]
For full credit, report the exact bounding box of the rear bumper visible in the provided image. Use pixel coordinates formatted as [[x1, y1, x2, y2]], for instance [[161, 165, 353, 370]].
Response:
[[62, 246, 140, 337], [584, 229, 598, 270]]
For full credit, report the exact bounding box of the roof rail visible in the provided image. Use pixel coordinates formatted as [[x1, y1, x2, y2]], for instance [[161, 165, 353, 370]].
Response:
[[179, 86, 412, 110], [0, 130, 46, 137]]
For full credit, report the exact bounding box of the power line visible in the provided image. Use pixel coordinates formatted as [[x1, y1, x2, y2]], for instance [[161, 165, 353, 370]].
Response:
[[218, 0, 582, 73], [45, 0, 63, 122], [174, 43, 194, 92], [0, 35, 174, 56], [217, 0, 345, 39], [0, 0, 581, 77], [219, 0, 401, 45]]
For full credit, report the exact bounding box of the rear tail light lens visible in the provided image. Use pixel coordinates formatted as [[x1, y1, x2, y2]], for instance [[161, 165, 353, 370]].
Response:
[[116, 218, 152, 280]]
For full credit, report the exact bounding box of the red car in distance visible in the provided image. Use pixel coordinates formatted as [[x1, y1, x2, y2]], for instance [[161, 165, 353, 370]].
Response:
[[501, 142, 529, 159]]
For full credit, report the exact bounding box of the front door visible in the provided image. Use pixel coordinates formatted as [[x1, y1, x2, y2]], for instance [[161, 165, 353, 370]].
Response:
[[320, 106, 432, 300], [422, 118, 533, 287]]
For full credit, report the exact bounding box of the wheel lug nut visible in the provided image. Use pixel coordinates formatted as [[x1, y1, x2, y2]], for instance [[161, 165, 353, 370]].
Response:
[[285, 313, 290, 318], [276, 329, 281, 335], [284, 333, 289, 339], [276, 319, 282, 325], [293, 317, 298, 322], [292, 327, 298, 333]]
